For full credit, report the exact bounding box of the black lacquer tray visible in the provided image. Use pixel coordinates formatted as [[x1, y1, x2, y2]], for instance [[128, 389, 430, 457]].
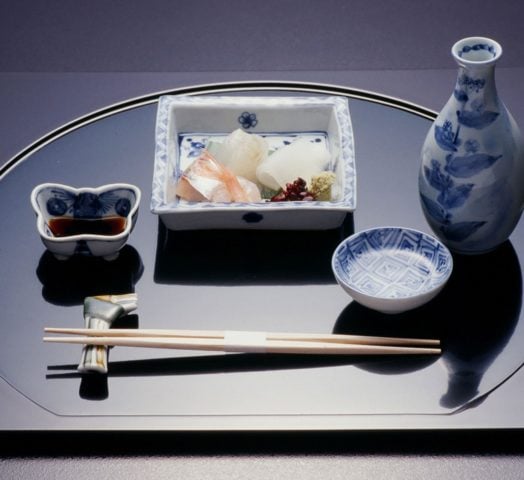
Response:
[[1, 81, 523, 432]]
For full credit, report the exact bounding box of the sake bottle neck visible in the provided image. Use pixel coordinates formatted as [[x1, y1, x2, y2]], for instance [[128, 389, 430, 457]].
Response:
[[451, 37, 502, 108], [455, 64, 499, 107]]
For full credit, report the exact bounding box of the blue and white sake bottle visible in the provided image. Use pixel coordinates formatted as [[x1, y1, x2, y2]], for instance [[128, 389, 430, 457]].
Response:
[[419, 37, 524, 254]]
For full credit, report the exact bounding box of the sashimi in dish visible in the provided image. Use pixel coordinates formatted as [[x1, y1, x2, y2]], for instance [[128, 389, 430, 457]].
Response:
[[175, 149, 261, 203], [175, 129, 337, 203], [151, 94, 356, 230]]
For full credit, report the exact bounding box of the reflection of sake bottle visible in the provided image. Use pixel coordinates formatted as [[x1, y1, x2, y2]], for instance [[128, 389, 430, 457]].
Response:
[[436, 243, 521, 409], [419, 37, 524, 254]]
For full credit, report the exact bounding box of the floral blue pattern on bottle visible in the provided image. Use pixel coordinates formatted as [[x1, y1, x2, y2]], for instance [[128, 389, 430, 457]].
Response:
[[419, 37, 524, 254]]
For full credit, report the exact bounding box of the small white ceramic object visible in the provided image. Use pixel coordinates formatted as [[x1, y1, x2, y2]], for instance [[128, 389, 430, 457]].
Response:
[[31, 183, 141, 261], [151, 95, 356, 230], [332, 227, 453, 314]]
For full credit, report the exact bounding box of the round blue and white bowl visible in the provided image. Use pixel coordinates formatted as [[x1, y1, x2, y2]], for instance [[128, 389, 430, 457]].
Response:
[[332, 227, 453, 314]]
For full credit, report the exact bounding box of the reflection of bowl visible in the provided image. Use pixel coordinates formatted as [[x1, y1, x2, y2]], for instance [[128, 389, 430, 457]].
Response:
[[31, 183, 141, 261], [332, 227, 453, 314], [333, 300, 441, 374], [151, 95, 355, 230], [37, 245, 144, 305]]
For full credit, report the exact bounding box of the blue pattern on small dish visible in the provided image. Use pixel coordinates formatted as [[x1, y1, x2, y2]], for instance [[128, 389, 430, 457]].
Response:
[[43, 187, 133, 218], [31, 183, 141, 261], [332, 227, 453, 314]]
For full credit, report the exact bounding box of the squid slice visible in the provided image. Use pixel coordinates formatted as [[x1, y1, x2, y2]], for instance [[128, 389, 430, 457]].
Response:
[[212, 128, 268, 184], [256, 138, 331, 191]]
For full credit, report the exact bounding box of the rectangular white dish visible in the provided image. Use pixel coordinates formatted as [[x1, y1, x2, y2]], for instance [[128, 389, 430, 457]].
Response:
[[151, 95, 356, 230]]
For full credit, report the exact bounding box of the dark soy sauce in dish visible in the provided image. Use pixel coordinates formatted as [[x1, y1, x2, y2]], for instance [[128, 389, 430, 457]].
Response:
[[48, 217, 127, 237]]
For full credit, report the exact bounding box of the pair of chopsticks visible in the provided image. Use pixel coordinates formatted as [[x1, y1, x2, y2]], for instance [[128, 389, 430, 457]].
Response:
[[43, 328, 441, 355]]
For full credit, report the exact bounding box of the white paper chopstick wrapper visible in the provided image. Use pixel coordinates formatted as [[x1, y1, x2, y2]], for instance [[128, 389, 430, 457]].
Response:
[[223, 331, 268, 353]]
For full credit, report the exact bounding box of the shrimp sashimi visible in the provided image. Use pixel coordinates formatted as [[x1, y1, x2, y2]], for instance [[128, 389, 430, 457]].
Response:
[[175, 150, 260, 202]]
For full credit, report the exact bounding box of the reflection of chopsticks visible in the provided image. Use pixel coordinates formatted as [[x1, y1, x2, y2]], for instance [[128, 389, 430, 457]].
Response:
[[44, 328, 441, 355]]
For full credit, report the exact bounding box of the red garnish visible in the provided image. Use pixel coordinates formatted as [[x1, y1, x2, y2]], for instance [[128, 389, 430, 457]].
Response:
[[270, 178, 316, 202]]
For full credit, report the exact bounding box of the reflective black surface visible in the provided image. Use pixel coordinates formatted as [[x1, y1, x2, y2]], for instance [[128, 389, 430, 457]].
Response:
[[154, 218, 354, 285], [1, 86, 523, 429]]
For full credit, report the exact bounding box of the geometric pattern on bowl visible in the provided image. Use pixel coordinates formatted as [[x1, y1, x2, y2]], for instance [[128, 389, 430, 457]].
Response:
[[332, 227, 453, 314], [334, 227, 453, 299]]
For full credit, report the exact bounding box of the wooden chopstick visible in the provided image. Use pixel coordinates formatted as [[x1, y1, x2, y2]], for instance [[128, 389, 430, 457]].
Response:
[[43, 330, 441, 355], [44, 327, 440, 347], [43, 335, 440, 355]]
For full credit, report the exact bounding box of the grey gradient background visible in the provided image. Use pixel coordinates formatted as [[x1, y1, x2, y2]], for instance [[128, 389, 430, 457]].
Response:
[[1, 0, 524, 478], [1, 0, 523, 72], [1, 0, 524, 166]]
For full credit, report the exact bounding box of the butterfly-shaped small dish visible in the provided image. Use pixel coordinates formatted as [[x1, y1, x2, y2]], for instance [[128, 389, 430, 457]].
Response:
[[31, 183, 141, 261]]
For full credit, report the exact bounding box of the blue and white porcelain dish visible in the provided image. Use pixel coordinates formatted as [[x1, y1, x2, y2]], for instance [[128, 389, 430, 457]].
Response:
[[332, 227, 453, 314], [151, 95, 356, 230], [31, 183, 141, 261]]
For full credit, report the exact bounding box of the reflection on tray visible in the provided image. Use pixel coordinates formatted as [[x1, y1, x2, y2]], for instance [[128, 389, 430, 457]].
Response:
[[436, 241, 522, 410], [48, 313, 140, 401], [46, 240, 522, 409], [36, 245, 144, 306], [49, 352, 361, 379], [334, 240, 522, 411], [47, 349, 404, 401], [154, 215, 354, 285], [334, 303, 441, 375]]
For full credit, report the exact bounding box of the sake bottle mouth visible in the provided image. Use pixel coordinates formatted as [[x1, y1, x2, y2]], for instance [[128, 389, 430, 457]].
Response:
[[452, 37, 502, 66]]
